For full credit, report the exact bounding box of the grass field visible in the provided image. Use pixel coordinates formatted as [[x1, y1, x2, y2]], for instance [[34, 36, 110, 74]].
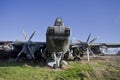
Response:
[[0, 56, 120, 80]]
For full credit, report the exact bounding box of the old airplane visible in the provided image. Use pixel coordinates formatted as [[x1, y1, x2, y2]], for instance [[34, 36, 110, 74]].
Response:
[[0, 17, 120, 69]]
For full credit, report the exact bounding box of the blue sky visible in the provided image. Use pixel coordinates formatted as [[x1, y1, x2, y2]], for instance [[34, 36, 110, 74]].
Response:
[[0, 0, 120, 43]]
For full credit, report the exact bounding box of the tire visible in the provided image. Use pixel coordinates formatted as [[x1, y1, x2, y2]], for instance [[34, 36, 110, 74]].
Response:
[[53, 64, 57, 69], [59, 64, 62, 68]]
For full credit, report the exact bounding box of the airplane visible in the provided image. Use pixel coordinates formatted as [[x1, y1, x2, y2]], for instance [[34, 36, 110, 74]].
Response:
[[0, 17, 120, 69]]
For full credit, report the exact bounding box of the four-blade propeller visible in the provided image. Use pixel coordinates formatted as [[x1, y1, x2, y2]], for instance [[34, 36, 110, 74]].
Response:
[[15, 31, 36, 61]]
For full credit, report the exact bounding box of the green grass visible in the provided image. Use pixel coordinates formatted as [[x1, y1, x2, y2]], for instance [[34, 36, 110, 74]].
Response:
[[0, 57, 120, 80], [0, 61, 92, 80]]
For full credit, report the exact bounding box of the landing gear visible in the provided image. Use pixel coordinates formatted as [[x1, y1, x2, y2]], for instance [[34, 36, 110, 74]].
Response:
[[53, 64, 57, 69], [53, 63, 62, 69], [46, 52, 65, 69], [42, 48, 67, 69], [53, 52, 63, 69], [59, 64, 62, 68]]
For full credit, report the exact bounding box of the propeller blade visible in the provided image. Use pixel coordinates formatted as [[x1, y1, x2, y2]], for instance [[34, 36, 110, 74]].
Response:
[[88, 48, 96, 57], [28, 46, 35, 59], [86, 33, 91, 43], [87, 48, 90, 61], [23, 30, 27, 41], [72, 37, 83, 43], [28, 31, 36, 41], [77, 40, 83, 43], [89, 37, 99, 44], [15, 45, 26, 61], [53, 52, 57, 59]]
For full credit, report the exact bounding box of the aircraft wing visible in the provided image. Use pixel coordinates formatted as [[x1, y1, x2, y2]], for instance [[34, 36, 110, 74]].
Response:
[[12, 41, 46, 47], [0, 41, 13, 44], [0, 40, 46, 51], [90, 43, 120, 48]]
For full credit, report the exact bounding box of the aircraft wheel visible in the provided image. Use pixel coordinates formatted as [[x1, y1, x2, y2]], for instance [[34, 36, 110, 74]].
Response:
[[53, 64, 57, 69], [59, 64, 62, 68]]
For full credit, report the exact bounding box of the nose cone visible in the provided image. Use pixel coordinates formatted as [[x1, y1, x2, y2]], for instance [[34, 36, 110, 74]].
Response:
[[54, 17, 64, 26], [46, 17, 70, 53]]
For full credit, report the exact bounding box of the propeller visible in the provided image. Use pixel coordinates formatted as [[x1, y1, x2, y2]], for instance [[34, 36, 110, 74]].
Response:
[[75, 33, 99, 61], [85, 33, 99, 61], [15, 31, 36, 61], [86, 33, 91, 43], [28, 31, 36, 41]]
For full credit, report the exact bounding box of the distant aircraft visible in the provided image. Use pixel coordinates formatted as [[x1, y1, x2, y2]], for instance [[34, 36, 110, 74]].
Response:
[[0, 17, 120, 69]]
